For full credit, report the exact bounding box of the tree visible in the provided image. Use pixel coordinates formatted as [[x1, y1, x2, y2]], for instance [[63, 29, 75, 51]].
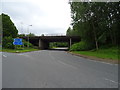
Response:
[[2, 36, 14, 49], [66, 27, 72, 36], [26, 33, 35, 37], [2, 13, 18, 38], [0, 14, 2, 44], [41, 34, 44, 36], [18, 34, 26, 37], [1, 13, 18, 49], [68, 2, 119, 50]]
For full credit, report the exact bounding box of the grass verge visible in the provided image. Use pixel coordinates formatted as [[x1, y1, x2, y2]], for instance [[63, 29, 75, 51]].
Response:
[[2, 48, 40, 53], [72, 47, 118, 60]]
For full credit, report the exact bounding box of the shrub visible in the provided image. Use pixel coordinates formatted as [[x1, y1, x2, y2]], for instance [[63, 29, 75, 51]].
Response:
[[15, 40, 34, 49], [50, 42, 68, 47], [70, 41, 93, 51], [2, 36, 14, 49], [2, 37, 34, 49], [22, 39, 33, 48]]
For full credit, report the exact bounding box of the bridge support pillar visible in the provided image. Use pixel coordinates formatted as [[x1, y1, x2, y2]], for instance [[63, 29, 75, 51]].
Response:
[[68, 38, 72, 49], [39, 39, 43, 49], [39, 39, 49, 49]]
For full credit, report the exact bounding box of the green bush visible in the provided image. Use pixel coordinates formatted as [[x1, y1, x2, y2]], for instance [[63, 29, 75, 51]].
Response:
[[49, 42, 68, 48], [2, 37, 34, 49], [22, 39, 33, 48], [70, 41, 93, 51], [14, 40, 33, 50], [2, 36, 14, 49]]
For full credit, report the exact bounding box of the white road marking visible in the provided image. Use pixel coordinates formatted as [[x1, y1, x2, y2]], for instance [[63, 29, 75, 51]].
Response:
[[104, 78, 120, 84], [2, 55, 7, 58]]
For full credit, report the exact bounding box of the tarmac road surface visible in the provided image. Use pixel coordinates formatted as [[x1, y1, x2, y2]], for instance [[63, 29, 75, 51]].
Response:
[[2, 50, 118, 88]]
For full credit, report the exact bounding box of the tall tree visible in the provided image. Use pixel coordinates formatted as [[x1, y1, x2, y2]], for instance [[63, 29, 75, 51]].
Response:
[[66, 27, 72, 36], [2, 13, 18, 38], [0, 14, 2, 44], [68, 2, 119, 50], [26, 33, 35, 37]]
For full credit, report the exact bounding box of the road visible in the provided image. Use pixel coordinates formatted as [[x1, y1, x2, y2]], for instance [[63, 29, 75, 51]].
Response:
[[2, 50, 118, 88]]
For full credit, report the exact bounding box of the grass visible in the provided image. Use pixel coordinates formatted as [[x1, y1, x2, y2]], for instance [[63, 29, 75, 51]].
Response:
[[72, 47, 118, 60], [51, 46, 58, 49], [2, 48, 40, 53]]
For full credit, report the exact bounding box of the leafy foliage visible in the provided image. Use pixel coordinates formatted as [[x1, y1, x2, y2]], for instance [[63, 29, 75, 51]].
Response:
[[67, 2, 119, 50], [2, 37, 34, 49], [2, 36, 14, 49], [0, 15, 2, 45], [17, 34, 26, 37], [50, 42, 68, 48], [2, 13, 18, 38], [26, 33, 35, 37], [18, 33, 35, 37], [1, 13, 35, 49], [22, 39, 33, 48], [70, 41, 93, 51]]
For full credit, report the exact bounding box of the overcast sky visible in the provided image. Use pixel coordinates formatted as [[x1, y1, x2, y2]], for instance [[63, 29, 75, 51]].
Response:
[[2, 0, 71, 36]]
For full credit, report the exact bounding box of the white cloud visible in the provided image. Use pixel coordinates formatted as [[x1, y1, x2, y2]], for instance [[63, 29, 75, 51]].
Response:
[[2, 0, 71, 36]]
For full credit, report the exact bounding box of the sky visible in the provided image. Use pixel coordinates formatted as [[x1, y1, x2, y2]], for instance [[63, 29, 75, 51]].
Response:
[[1, 0, 71, 36]]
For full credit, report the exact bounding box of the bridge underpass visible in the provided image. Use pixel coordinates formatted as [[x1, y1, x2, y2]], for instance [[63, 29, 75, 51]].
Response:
[[22, 36, 81, 50]]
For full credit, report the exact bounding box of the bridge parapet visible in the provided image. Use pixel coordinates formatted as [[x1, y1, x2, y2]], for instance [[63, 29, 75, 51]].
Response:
[[44, 33, 66, 36]]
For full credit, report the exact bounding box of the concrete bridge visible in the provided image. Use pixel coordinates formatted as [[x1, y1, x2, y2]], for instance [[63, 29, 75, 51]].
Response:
[[22, 36, 81, 49]]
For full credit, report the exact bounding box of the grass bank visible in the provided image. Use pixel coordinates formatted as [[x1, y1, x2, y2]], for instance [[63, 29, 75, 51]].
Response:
[[72, 47, 118, 60], [2, 48, 40, 53]]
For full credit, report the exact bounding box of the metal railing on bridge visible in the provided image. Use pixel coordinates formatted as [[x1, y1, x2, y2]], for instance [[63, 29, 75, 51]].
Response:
[[43, 33, 66, 36]]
